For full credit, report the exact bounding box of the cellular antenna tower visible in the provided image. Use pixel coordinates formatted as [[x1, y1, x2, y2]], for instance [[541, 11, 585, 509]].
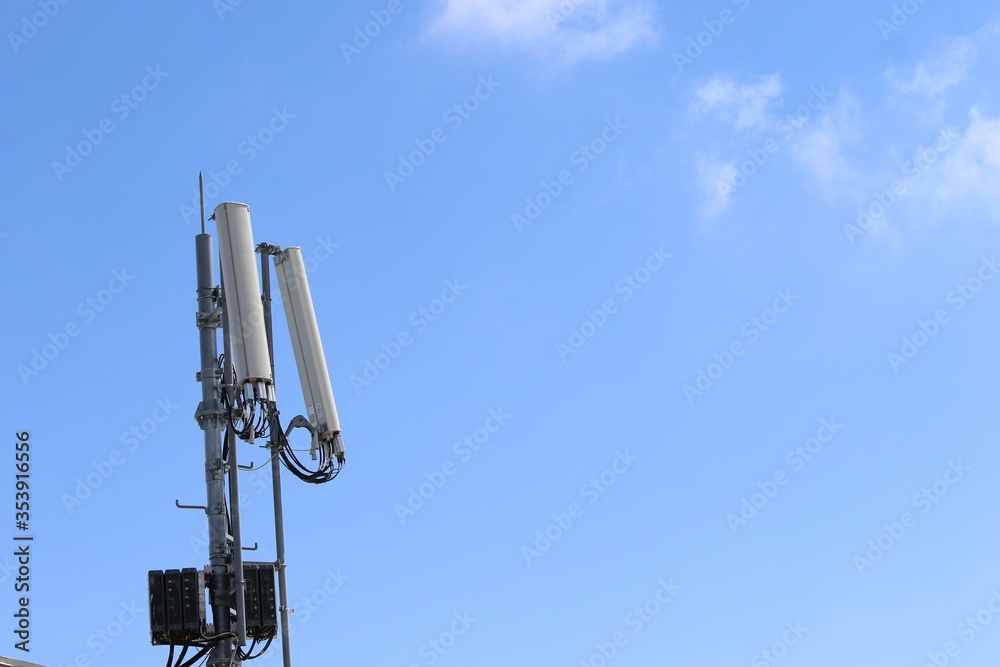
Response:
[[147, 175, 346, 667]]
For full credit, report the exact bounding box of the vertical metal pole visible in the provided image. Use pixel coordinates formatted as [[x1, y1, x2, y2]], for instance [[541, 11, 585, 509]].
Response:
[[271, 454, 293, 667], [261, 249, 293, 667], [195, 233, 238, 667], [221, 278, 248, 648], [199, 172, 206, 236]]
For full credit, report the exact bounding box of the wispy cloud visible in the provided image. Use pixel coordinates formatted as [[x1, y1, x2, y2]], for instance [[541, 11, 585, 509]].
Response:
[[686, 74, 785, 217], [863, 21, 1000, 236], [885, 39, 977, 96], [687, 74, 866, 219], [690, 74, 782, 131], [425, 0, 659, 63], [922, 108, 1000, 219], [885, 20, 1000, 96], [787, 93, 862, 200], [687, 17, 1000, 234], [696, 156, 738, 217]]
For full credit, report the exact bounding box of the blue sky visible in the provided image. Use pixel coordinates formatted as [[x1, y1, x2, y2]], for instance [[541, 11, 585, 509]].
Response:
[[4, 0, 1000, 665]]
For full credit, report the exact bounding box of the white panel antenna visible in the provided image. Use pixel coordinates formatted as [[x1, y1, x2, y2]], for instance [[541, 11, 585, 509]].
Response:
[[274, 246, 344, 461], [214, 202, 273, 397]]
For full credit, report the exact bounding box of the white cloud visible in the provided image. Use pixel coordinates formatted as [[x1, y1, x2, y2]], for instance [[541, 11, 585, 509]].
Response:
[[682, 18, 1000, 233], [925, 108, 1000, 218], [885, 20, 1000, 96], [690, 74, 782, 131], [885, 39, 977, 96], [696, 157, 738, 217], [425, 0, 658, 62], [787, 93, 862, 200], [686, 74, 802, 219], [843, 113, 1000, 245]]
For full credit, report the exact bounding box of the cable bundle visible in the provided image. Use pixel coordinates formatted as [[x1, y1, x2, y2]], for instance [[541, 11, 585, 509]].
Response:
[[220, 355, 272, 442], [269, 409, 343, 484]]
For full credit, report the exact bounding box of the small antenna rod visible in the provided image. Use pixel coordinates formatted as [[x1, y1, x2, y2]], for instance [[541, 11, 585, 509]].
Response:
[[199, 171, 206, 235]]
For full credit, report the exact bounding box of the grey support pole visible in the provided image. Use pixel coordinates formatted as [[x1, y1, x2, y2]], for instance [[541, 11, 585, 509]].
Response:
[[271, 436, 293, 667], [260, 247, 293, 667], [194, 232, 238, 667]]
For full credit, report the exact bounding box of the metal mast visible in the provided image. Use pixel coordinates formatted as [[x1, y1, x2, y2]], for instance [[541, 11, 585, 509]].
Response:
[[194, 173, 240, 667]]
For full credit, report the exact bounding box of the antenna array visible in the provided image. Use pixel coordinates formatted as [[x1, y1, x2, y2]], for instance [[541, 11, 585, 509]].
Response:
[[147, 177, 346, 667]]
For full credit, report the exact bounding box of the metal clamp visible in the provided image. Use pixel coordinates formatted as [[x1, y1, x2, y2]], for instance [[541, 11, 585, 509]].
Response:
[[256, 242, 282, 256], [195, 307, 223, 328], [194, 401, 226, 422]]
